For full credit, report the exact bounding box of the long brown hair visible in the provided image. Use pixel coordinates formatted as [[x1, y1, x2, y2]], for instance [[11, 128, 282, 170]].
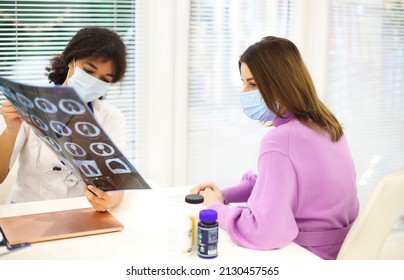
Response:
[[239, 36, 343, 142]]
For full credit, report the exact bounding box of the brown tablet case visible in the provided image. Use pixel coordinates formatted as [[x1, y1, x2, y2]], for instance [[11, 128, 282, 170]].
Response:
[[0, 207, 124, 245]]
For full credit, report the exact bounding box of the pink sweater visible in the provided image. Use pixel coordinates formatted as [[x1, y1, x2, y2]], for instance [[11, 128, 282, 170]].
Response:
[[210, 113, 359, 259]]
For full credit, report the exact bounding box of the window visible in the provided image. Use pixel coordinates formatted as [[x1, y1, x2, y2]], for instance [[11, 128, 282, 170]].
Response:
[[186, 0, 298, 186], [0, 0, 143, 162], [185, 0, 404, 208], [326, 0, 404, 205]]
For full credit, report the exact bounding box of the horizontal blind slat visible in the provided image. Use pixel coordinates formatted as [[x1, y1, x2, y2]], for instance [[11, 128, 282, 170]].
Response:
[[327, 0, 404, 205]]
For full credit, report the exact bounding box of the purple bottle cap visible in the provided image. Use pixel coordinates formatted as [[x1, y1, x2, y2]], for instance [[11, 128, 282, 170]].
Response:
[[199, 209, 217, 222]]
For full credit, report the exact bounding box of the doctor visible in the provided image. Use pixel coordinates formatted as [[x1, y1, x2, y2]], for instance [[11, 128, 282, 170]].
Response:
[[0, 26, 127, 211]]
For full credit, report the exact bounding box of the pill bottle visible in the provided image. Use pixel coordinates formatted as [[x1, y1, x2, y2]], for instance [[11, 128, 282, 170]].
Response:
[[185, 194, 204, 250], [167, 216, 192, 258], [197, 209, 218, 259]]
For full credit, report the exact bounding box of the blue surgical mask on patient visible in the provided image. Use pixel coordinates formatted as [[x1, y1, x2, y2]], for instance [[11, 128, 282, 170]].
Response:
[[240, 89, 277, 122], [67, 60, 111, 102]]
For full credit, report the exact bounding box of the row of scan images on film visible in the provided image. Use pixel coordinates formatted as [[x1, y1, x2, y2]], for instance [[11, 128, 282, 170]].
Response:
[[0, 86, 133, 179]]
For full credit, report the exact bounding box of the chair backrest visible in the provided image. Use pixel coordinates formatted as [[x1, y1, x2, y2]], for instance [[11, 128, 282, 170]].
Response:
[[337, 171, 404, 260]]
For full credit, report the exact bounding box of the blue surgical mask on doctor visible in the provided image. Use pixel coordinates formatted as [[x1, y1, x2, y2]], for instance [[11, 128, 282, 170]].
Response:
[[67, 60, 111, 102], [240, 89, 277, 122]]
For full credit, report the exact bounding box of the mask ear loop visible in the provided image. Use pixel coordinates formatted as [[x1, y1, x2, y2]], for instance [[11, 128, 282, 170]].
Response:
[[66, 58, 76, 81], [275, 100, 280, 111]]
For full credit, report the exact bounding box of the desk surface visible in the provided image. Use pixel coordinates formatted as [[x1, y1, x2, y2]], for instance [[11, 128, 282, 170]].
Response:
[[0, 186, 320, 260]]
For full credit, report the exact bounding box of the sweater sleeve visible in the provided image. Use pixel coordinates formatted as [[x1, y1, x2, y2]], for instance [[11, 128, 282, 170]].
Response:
[[221, 171, 257, 203], [210, 151, 299, 250]]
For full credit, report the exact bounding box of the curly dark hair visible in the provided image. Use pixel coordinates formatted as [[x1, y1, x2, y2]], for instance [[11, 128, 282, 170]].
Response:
[[45, 26, 127, 85]]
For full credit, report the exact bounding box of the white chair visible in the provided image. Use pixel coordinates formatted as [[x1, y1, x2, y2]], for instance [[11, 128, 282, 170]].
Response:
[[337, 171, 404, 260]]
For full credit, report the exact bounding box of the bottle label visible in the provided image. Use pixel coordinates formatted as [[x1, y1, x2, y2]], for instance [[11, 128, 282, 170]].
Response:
[[197, 225, 218, 258]]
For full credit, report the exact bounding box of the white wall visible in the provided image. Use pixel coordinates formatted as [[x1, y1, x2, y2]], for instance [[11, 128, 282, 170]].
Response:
[[136, 0, 177, 187]]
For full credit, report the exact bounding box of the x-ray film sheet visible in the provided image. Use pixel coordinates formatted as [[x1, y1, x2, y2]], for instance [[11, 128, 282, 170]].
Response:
[[0, 76, 150, 191]]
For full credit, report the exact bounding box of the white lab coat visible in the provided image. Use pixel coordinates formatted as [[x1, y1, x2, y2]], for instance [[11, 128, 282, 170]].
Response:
[[1, 99, 126, 203]]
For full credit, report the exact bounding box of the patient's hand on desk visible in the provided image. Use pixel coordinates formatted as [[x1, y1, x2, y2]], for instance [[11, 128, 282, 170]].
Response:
[[190, 182, 225, 207], [83, 185, 124, 212]]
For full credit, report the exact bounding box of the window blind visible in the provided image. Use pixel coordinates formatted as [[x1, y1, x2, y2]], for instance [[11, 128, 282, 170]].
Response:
[[0, 0, 143, 163], [326, 0, 404, 205], [186, 0, 297, 186]]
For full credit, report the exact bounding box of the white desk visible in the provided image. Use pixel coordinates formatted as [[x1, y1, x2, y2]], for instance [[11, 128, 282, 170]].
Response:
[[0, 186, 320, 260]]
